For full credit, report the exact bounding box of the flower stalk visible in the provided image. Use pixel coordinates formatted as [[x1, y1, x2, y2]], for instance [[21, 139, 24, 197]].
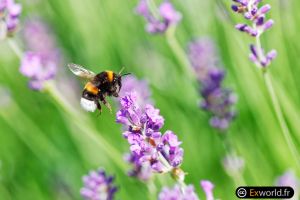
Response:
[[136, 0, 193, 79], [231, 0, 300, 171], [8, 38, 23, 58], [165, 25, 194, 80], [263, 72, 300, 170]]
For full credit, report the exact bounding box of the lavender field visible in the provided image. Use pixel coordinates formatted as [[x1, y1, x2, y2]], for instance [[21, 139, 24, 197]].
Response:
[[0, 0, 299, 199]]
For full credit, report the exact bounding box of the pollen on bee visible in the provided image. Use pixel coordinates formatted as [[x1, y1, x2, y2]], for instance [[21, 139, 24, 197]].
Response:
[[80, 98, 97, 112]]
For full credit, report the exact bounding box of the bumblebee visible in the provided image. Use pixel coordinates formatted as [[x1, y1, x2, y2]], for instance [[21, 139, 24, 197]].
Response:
[[68, 63, 129, 113]]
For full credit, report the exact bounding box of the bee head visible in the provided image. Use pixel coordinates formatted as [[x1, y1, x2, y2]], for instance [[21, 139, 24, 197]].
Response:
[[110, 70, 130, 97]]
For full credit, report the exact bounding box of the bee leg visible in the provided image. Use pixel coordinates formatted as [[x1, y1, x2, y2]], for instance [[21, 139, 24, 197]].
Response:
[[95, 100, 102, 117], [102, 98, 112, 113], [117, 78, 122, 92]]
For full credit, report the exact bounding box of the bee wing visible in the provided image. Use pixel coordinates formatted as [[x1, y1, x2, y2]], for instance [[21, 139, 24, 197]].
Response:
[[68, 63, 96, 80]]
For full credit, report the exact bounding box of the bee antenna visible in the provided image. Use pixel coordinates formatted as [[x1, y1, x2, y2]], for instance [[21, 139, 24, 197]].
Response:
[[118, 66, 125, 75], [121, 73, 131, 77]]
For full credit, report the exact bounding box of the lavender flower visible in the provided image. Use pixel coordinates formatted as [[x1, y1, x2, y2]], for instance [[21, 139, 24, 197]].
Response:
[[276, 170, 300, 198], [200, 180, 215, 200], [136, 0, 181, 34], [188, 38, 237, 131], [0, 0, 22, 39], [119, 75, 152, 107], [276, 171, 299, 187], [118, 76, 154, 181], [222, 154, 245, 176], [124, 152, 153, 181], [19, 19, 60, 90], [116, 92, 184, 176], [158, 184, 199, 200], [231, 0, 277, 68], [23, 19, 58, 55], [80, 169, 117, 200], [249, 44, 277, 68], [188, 38, 217, 77], [20, 51, 57, 90]]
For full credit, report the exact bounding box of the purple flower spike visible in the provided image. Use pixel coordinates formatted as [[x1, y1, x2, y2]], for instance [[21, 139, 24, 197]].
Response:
[[249, 44, 277, 68], [117, 92, 184, 174], [188, 38, 237, 131], [80, 169, 118, 200], [124, 152, 153, 181], [0, 0, 22, 38], [136, 0, 149, 17], [231, 0, 277, 68], [275, 170, 300, 198], [20, 19, 60, 91], [135, 0, 181, 34], [20, 52, 57, 90], [119, 75, 152, 107], [200, 180, 215, 200], [159, 2, 181, 23], [276, 170, 300, 188], [158, 184, 199, 200], [231, 0, 273, 36], [23, 19, 58, 55]]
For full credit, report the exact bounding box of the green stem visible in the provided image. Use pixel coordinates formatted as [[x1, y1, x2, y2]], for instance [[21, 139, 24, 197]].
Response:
[[255, 35, 265, 63], [219, 133, 247, 187], [263, 72, 300, 171], [157, 151, 187, 193], [165, 25, 194, 80], [7, 39, 23, 59], [147, 0, 160, 19], [178, 179, 187, 194], [254, 34, 300, 171], [147, 0, 194, 79], [146, 179, 157, 200]]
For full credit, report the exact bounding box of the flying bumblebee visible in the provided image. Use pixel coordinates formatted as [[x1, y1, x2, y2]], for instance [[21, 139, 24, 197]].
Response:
[[68, 63, 129, 113]]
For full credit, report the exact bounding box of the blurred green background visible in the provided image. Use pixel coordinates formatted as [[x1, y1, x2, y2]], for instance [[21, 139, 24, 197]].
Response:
[[0, 0, 300, 199]]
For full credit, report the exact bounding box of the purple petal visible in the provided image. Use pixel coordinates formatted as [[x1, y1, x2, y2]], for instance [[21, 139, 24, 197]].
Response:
[[263, 19, 274, 31], [200, 180, 215, 200], [259, 4, 271, 14]]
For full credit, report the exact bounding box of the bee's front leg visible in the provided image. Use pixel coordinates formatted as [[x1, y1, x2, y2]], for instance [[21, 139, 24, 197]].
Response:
[[95, 100, 102, 116], [99, 93, 112, 113], [102, 98, 112, 113], [117, 79, 122, 93]]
